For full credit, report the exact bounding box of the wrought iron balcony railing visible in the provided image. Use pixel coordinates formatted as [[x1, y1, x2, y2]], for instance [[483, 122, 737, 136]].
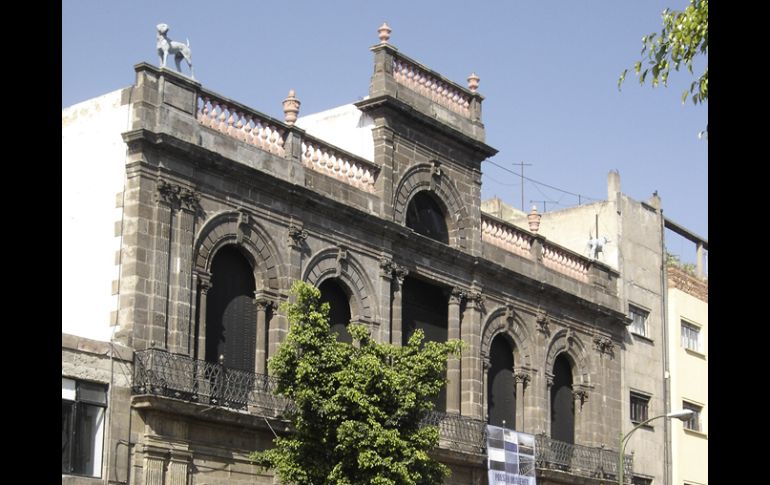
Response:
[[132, 349, 632, 481], [132, 348, 295, 417], [535, 434, 634, 483]]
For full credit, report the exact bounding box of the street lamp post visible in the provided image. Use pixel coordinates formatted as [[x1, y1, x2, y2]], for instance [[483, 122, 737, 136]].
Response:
[[617, 409, 693, 485]]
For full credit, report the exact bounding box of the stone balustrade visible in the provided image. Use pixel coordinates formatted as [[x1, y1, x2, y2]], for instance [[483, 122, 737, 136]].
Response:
[[301, 138, 378, 193], [481, 215, 533, 258], [197, 93, 286, 157], [542, 242, 589, 283], [393, 56, 472, 117]]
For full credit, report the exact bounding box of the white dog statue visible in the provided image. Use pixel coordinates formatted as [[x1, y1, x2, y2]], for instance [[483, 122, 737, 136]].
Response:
[[587, 236, 609, 260], [156, 23, 194, 78]]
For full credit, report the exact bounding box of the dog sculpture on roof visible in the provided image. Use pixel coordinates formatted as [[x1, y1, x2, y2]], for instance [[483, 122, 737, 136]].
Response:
[[156, 23, 194, 78]]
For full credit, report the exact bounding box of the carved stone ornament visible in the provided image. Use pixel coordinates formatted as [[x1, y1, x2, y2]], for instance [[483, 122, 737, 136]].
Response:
[[450, 287, 466, 304], [287, 224, 308, 247], [156, 180, 201, 211], [593, 335, 615, 355], [573, 389, 588, 406], [514, 371, 531, 387], [536, 310, 550, 335], [431, 159, 442, 177]]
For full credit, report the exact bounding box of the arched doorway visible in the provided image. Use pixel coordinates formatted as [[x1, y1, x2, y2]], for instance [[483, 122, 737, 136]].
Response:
[[488, 335, 516, 428], [550, 354, 575, 444], [205, 246, 257, 373], [318, 279, 353, 344], [405, 191, 449, 244]]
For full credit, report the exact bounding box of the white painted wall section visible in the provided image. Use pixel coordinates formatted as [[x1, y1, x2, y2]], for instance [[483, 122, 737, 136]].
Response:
[[296, 103, 375, 162], [62, 89, 131, 342]]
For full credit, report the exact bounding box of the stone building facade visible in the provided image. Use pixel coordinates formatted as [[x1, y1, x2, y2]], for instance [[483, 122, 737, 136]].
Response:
[[60, 28, 685, 485]]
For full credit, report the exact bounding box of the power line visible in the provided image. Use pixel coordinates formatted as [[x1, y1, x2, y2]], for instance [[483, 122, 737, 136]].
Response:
[[484, 159, 602, 203]]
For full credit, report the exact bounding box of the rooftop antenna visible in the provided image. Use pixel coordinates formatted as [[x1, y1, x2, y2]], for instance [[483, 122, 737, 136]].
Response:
[[513, 161, 532, 211], [530, 199, 557, 213]]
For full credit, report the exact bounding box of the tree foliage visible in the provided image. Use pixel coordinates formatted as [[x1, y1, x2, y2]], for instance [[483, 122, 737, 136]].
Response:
[[251, 281, 463, 485], [619, 0, 708, 104]]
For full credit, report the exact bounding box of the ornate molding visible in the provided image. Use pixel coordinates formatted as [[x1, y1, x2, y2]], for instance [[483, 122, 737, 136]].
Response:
[[514, 371, 531, 388], [593, 335, 615, 356], [573, 389, 589, 407], [450, 287, 467, 304], [536, 310, 550, 335], [378, 255, 408, 284], [156, 180, 200, 211], [197, 271, 212, 293], [287, 224, 308, 248], [467, 290, 484, 311]]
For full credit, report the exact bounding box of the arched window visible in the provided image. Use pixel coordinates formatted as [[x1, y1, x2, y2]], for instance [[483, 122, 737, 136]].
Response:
[[405, 191, 449, 244], [402, 276, 449, 411], [205, 246, 256, 373], [318, 279, 353, 344], [488, 335, 516, 429], [550, 354, 575, 444]]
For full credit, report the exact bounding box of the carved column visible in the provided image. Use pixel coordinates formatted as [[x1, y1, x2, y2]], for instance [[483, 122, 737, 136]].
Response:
[[481, 357, 490, 422], [255, 298, 269, 375], [514, 370, 531, 431], [446, 288, 464, 414], [142, 445, 167, 485], [378, 256, 394, 344], [461, 289, 484, 419], [167, 450, 192, 485], [195, 272, 212, 361], [390, 266, 408, 346]]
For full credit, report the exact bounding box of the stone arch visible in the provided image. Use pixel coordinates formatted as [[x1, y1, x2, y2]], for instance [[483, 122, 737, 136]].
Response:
[[544, 328, 591, 386], [393, 163, 470, 249], [194, 210, 282, 291], [480, 305, 533, 368], [302, 248, 377, 323]]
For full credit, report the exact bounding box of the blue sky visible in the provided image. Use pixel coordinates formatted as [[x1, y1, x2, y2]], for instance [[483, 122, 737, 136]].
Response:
[[63, 0, 707, 262]]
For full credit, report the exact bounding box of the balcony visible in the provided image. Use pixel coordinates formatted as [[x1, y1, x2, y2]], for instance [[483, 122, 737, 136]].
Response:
[[132, 348, 632, 481]]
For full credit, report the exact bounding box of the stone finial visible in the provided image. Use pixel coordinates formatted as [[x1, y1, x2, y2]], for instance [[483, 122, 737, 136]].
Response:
[[527, 205, 542, 233], [468, 72, 480, 93], [282, 89, 301, 126], [378, 22, 392, 44]]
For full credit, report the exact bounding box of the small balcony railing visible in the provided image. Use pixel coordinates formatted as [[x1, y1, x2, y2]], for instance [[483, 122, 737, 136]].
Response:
[[535, 434, 634, 483], [132, 348, 295, 418]]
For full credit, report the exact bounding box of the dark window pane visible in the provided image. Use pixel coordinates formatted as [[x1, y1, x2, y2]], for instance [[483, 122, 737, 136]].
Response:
[[319, 280, 353, 344], [406, 192, 449, 244], [550, 355, 574, 444], [62, 401, 75, 473], [488, 335, 516, 429], [73, 403, 105, 477]]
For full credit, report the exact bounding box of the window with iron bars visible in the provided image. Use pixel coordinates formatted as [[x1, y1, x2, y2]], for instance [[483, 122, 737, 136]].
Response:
[[680, 321, 701, 353], [682, 401, 702, 432], [628, 305, 649, 338], [630, 392, 650, 424]]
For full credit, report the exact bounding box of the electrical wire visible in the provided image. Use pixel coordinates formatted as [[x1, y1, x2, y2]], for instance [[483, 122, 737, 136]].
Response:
[[484, 159, 602, 203]]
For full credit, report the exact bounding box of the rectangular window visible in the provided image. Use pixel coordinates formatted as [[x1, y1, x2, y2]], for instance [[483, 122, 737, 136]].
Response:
[[680, 321, 701, 353], [682, 401, 702, 432], [632, 477, 652, 485], [62, 378, 107, 477], [630, 392, 650, 424], [629, 305, 649, 338]]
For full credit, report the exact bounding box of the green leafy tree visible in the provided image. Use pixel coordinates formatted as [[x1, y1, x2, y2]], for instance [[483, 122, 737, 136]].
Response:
[[251, 281, 463, 485], [619, 0, 708, 105]]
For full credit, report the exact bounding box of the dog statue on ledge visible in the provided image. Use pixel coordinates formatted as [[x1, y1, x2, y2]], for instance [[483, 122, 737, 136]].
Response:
[[156, 23, 194, 78]]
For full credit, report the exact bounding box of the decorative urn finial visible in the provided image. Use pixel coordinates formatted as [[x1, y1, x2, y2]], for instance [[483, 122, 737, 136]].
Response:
[[283, 89, 301, 125], [527, 205, 542, 233], [378, 22, 392, 44], [468, 72, 480, 93]]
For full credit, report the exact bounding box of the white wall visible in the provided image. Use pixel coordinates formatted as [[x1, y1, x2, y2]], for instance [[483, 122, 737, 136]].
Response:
[[296, 103, 375, 162], [62, 89, 130, 342]]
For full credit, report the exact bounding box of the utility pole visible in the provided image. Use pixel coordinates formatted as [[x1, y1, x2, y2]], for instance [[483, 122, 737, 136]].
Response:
[[513, 161, 532, 211]]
